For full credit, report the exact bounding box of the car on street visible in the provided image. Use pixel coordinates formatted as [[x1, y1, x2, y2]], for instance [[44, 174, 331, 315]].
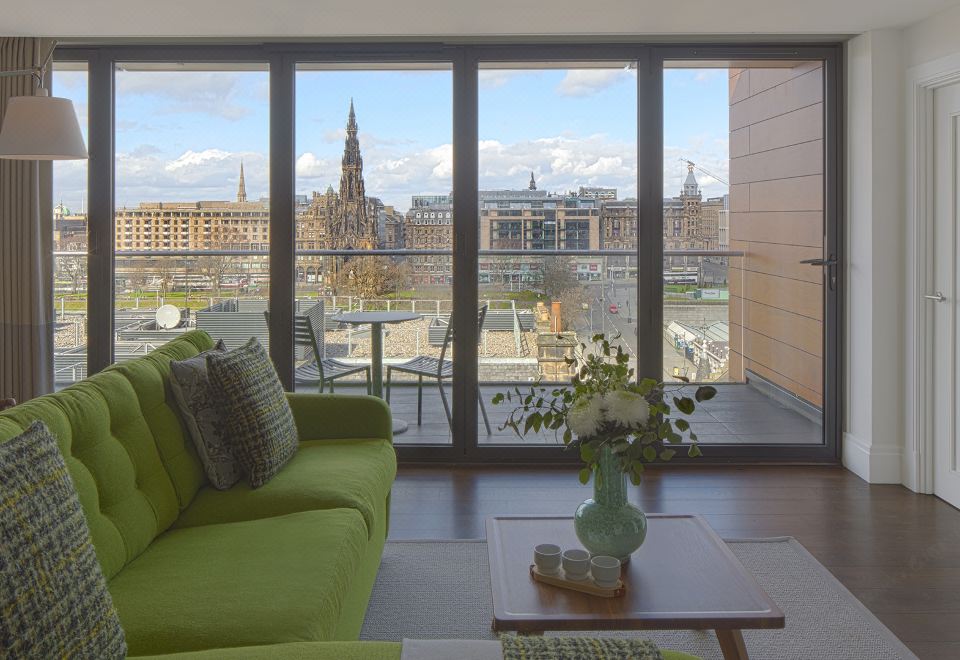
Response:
[[609, 304, 618, 314]]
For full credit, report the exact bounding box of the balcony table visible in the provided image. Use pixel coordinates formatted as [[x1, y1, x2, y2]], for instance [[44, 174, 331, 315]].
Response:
[[331, 311, 421, 434]]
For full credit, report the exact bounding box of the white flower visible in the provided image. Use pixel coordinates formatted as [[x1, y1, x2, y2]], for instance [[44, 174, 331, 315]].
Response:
[[567, 395, 606, 438], [603, 390, 651, 427]]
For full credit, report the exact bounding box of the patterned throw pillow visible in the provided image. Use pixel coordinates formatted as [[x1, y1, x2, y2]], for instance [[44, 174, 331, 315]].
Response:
[[169, 339, 242, 490], [500, 635, 663, 660], [206, 337, 298, 488], [0, 421, 127, 659]]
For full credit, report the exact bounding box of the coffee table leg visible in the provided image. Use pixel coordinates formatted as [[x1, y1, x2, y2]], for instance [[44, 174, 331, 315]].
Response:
[[715, 630, 749, 660]]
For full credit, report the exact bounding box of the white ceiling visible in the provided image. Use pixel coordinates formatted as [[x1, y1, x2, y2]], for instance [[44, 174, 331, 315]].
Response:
[[4, 0, 959, 39]]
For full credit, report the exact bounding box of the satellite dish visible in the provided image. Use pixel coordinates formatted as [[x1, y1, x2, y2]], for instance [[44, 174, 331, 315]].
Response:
[[156, 304, 181, 330]]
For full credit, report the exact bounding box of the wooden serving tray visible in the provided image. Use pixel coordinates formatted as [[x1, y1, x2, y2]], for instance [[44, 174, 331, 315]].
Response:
[[529, 564, 625, 598]]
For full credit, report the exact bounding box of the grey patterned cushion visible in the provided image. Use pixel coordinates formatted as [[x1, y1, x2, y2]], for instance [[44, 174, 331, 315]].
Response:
[[500, 635, 662, 659], [206, 337, 298, 488], [169, 339, 242, 490], [0, 421, 126, 658]]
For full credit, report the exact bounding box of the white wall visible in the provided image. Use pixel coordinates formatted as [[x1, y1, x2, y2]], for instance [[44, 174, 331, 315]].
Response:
[[843, 30, 905, 483], [903, 4, 960, 68], [845, 6, 960, 486]]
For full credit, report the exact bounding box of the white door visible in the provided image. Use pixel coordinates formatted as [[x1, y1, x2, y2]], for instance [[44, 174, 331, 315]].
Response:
[[933, 82, 960, 508]]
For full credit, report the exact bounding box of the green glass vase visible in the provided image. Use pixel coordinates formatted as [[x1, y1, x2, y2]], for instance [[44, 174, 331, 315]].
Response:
[[574, 444, 647, 562]]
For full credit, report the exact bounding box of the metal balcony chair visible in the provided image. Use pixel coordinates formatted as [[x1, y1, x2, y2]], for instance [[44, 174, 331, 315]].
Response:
[[265, 305, 371, 394], [386, 305, 491, 435]]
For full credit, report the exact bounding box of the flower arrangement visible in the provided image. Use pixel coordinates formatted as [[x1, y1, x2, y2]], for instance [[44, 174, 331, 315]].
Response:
[[493, 333, 717, 485]]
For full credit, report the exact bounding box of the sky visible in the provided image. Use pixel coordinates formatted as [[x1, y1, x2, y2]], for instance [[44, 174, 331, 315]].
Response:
[[51, 65, 730, 214]]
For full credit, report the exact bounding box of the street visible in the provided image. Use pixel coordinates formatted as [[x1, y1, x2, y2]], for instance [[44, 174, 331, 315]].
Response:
[[571, 279, 709, 382]]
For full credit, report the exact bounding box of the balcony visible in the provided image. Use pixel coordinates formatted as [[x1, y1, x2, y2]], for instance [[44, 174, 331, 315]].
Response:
[[54, 248, 824, 447]]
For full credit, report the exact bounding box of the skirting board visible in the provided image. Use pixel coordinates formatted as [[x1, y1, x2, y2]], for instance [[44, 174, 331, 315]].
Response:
[[843, 432, 902, 484]]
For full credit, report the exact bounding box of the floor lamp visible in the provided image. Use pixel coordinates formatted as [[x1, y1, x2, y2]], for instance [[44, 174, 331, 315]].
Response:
[[0, 41, 88, 161]]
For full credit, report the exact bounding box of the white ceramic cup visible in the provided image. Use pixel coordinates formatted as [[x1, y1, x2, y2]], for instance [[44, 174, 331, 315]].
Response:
[[534, 544, 562, 575], [561, 549, 591, 581], [590, 555, 621, 588]]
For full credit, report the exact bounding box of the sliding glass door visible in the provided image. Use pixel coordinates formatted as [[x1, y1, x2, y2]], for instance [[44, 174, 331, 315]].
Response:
[[53, 43, 841, 462], [475, 60, 638, 447], [51, 63, 89, 389], [294, 62, 455, 447], [659, 52, 839, 458], [113, 62, 270, 364]]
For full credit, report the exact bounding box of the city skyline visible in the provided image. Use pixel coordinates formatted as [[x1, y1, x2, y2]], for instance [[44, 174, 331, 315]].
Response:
[[51, 66, 729, 214]]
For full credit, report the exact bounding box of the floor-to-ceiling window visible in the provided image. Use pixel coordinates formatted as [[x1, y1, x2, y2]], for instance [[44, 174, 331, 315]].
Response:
[[661, 57, 832, 451], [112, 63, 270, 362], [51, 63, 88, 389], [294, 62, 455, 445], [476, 61, 638, 446], [54, 44, 841, 462]]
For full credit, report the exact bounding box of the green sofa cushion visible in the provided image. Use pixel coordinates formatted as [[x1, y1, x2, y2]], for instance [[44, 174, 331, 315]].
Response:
[[110, 508, 369, 656], [0, 330, 215, 580], [173, 438, 397, 537], [109, 329, 215, 508], [129, 641, 700, 660], [0, 372, 180, 579]]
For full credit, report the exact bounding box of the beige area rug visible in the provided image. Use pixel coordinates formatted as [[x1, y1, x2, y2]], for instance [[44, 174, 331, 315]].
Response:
[[361, 538, 918, 660]]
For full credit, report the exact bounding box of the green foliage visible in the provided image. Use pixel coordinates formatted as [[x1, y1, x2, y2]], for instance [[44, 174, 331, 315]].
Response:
[[492, 333, 717, 485]]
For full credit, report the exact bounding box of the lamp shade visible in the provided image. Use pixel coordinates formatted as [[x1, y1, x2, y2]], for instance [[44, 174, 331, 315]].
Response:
[[0, 94, 88, 160]]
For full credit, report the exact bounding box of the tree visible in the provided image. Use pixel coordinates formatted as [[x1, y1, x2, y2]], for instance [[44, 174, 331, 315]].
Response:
[[335, 256, 406, 299], [541, 256, 578, 302], [197, 223, 241, 298], [558, 286, 589, 331], [197, 255, 233, 298], [58, 256, 86, 295], [540, 256, 585, 332], [155, 259, 176, 298]]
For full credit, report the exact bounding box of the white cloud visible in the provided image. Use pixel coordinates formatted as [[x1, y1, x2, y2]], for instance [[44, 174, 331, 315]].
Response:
[[295, 152, 341, 187], [52, 160, 88, 211], [556, 69, 633, 97], [113, 148, 267, 206], [694, 70, 724, 84], [478, 134, 637, 198], [116, 71, 258, 121], [664, 135, 729, 199], [79, 129, 728, 213], [479, 70, 523, 89], [165, 149, 234, 173]]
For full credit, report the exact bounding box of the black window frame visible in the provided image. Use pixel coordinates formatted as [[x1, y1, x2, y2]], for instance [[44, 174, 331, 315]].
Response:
[[53, 41, 843, 465]]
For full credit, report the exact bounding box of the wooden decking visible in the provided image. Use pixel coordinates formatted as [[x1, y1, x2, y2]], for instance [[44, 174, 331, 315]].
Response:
[[307, 381, 823, 446]]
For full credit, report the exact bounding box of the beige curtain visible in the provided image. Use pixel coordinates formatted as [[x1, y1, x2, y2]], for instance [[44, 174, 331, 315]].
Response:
[[0, 37, 54, 401]]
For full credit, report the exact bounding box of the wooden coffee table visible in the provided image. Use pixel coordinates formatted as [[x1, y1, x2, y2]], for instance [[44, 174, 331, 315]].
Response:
[[486, 515, 784, 660]]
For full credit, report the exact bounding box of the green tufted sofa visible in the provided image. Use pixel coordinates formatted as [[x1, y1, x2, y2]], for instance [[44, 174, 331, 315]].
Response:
[[0, 330, 698, 660], [0, 330, 398, 657]]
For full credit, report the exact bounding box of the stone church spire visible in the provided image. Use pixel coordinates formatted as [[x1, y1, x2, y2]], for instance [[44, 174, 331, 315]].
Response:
[[237, 160, 248, 203], [329, 100, 375, 249], [529, 171, 537, 190]]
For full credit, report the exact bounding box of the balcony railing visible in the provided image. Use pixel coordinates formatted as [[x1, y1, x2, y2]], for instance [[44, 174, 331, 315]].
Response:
[[54, 248, 744, 392]]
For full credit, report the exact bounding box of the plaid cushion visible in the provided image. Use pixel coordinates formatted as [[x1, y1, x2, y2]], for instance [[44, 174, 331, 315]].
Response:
[[500, 635, 663, 660], [170, 339, 243, 490], [0, 421, 126, 658], [206, 338, 298, 488]]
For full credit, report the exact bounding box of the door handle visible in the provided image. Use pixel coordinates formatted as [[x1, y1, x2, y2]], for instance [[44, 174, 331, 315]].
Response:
[[801, 256, 839, 291], [924, 292, 946, 302]]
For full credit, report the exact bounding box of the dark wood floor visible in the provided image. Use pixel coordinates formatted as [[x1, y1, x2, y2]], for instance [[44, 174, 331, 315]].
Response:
[[388, 465, 960, 660]]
